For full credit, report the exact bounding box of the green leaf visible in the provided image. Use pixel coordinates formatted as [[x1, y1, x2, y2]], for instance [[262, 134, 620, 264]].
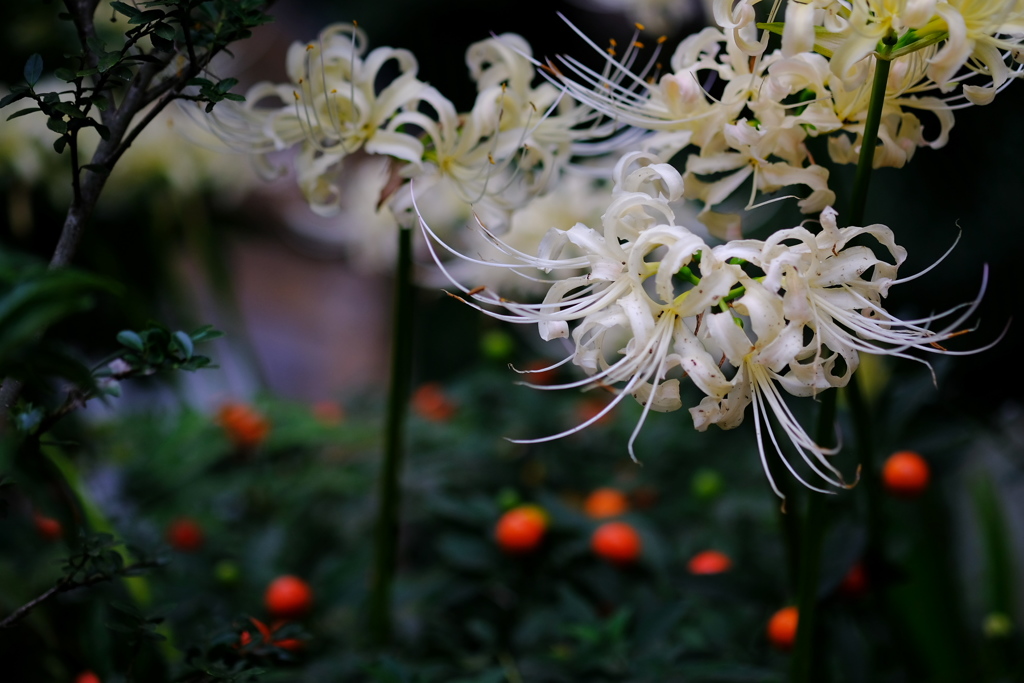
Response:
[[91, 95, 110, 111], [24, 54, 43, 86], [110, 1, 141, 17], [6, 107, 41, 121], [128, 9, 165, 24], [0, 88, 30, 108], [46, 116, 68, 134], [109, 65, 133, 82], [98, 52, 121, 73], [173, 330, 194, 359], [215, 77, 239, 94], [87, 36, 107, 54], [53, 102, 85, 119], [116, 330, 145, 352], [53, 137, 68, 154], [152, 22, 176, 40], [54, 67, 78, 82], [108, 600, 144, 619], [189, 325, 224, 342]]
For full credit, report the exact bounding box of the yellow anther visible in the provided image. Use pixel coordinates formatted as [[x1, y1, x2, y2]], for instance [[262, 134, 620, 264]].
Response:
[[657, 35, 667, 44], [609, 38, 618, 46], [635, 22, 645, 30], [488, 154, 495, 164], [606, 48, 617, 56], [352, 19, 358, 26], [307, 44, 315, 51], [293, 91, 300, 100], [331, 89, 337, 94], [633, 41, 644, 49]]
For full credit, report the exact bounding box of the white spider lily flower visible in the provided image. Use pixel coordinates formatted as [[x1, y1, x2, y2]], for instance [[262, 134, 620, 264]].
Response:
[[692, 283, 851, 498], [386, 34, 624, 231], [203, 23, 427, 215], [418, 154, 738, 460], [418, 157, 994, 499], [683, 114, 836, 239], [765, 207, 996, 377], [926, 0, 1024, 104], [831, 0, 939, 87]]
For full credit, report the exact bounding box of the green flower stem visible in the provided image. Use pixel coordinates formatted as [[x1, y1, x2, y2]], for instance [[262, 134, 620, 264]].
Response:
[[790, 389, 836, 683], [368, 224, 415, 647], [790, 34, 897, 680], [849, 33, 897, 227]]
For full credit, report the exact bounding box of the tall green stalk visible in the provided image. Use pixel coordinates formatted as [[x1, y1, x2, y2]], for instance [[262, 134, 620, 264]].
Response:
[[789, 33, 896, 682], [367, 224, 415, 647], [789, 390, 835, 682]]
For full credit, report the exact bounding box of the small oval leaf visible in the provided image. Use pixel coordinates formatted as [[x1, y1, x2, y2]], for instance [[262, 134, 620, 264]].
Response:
[[116, 330, 144, 352]]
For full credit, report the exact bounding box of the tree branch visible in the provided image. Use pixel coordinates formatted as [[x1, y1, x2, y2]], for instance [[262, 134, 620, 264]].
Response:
[[0, 561, 156, 630]]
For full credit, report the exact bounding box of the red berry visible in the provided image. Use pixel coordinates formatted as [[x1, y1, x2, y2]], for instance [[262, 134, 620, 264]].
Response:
[[273, 637, 305, 651], [264, 576, 313, 619], [575, 397, 614, 426], [839, 561, 868, 597], [218, 402, 270, 448], [583, 488, 629, 519], [411, 383, 457, 422], [74, 672, 101, 683], [521, 359, 557, 385], [882, 450, 930, 498], [167, 517, 204, 552], [311, 400, 345, 425], [495, 505, 548, 554], [687, 550, 733, 575], [767, 606, 799, 651], [33, 513, 63, 541], [591, 521, 642, 565]]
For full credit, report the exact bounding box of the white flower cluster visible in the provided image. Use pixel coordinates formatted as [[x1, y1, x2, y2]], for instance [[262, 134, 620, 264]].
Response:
[[204, 24, 633, 229], [553, 0, 1023, 236], [424, 152, 985, 497]]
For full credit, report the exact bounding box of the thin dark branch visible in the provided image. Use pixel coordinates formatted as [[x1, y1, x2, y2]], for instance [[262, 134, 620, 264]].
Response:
[[0, 561, 157, 630]]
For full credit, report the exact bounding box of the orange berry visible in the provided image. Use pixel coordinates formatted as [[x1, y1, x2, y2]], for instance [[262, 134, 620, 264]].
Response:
[[495, 505, 548, 554], [839, 561, 868, 597], [33, 513, 63, 541], [687, 550, 733, 575], [264, 576, 313, 619], [411, 382, 456, 422], [767, 606, 799, 651], [882, 450, 930, 498], [166, 517, 204, 552], [583, 488, 630, 519], [218, 402, 270, 448], [591, 521, 642, 565], [74, 672, 101, 683]]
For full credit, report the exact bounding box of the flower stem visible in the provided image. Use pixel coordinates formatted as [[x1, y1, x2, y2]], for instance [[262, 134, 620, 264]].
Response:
[[790, 35, 898, 680], [368, 224, 415, 647], [789, 389, 836, 683], [849, 34, 896, 227]]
